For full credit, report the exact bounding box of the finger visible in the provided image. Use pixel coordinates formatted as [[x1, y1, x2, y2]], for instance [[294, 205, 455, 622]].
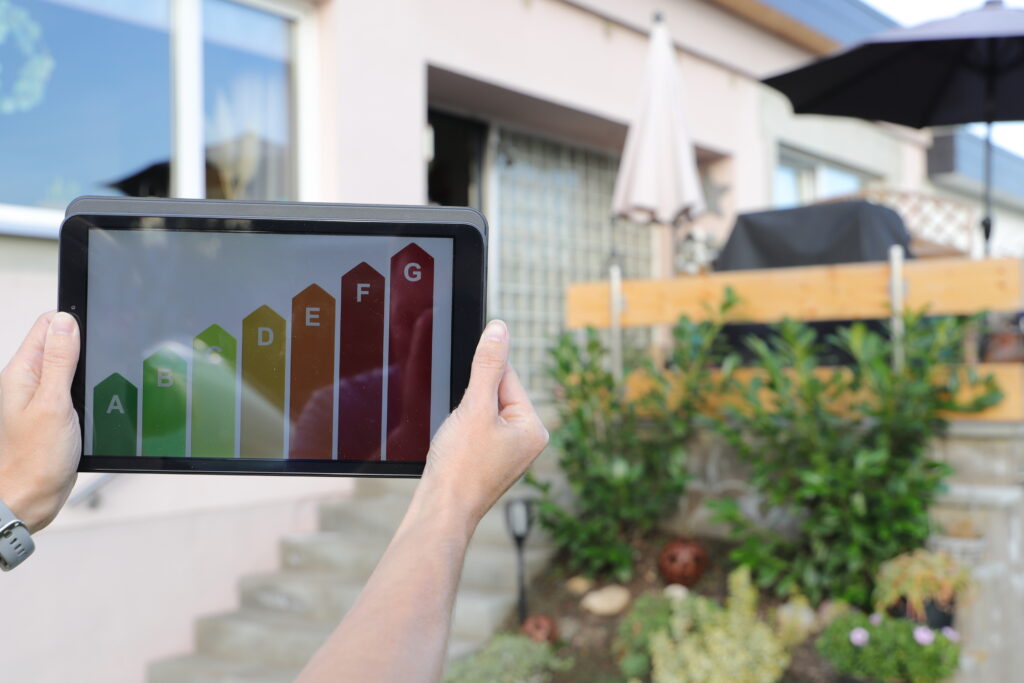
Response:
[[33, 312, 81, 407], [0, 312, 56, 411], [462, 320, 509, 412]]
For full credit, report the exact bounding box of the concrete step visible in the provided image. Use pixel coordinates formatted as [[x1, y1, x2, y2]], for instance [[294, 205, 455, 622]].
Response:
[[280, 530, 549, 591], [196, 610, 335, 668], [239, 569, 518, 640], [194, 608, 487, 669], [281, 529, 390, 576], [318, 492, 551, 549], [148, 654, 298, 683]]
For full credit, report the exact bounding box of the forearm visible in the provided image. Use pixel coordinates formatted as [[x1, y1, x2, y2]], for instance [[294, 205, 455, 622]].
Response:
[[296, 481, 476, 683]]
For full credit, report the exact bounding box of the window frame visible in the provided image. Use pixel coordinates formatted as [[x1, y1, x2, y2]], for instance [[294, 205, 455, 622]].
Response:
[[773, 146, 874, 208], [0, 0, 318, 239]]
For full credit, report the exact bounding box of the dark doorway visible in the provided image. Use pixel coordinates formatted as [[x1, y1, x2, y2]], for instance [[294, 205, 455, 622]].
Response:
[[428, 109, 487, 209]]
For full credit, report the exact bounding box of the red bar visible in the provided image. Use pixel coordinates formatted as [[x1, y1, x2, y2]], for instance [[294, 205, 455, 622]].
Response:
[[338, 263, 385, 460], [289, 284, 336, 459], [387, 243, 434, 462]]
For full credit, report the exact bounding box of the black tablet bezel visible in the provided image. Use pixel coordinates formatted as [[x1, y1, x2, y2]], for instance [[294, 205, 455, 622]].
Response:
[[59, 212, 486, 477]]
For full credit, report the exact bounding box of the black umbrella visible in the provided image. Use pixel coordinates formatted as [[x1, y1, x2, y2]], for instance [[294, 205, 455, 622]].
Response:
[[763, 0, 1024, 253]]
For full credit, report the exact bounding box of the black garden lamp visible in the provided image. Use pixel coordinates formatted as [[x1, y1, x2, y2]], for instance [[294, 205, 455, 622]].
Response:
[[504, 497, 535, 624]]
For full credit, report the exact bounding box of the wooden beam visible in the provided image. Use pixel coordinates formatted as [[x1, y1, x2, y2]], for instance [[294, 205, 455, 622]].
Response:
[[624, 363, 1024, 423], [567, 258, 1024, 329]]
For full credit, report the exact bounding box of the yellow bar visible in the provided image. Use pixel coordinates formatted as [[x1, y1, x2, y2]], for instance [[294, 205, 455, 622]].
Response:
[[566, 258, 1024, 329]]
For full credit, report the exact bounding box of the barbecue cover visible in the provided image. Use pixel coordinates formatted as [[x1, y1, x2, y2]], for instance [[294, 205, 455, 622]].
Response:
[[714, 200, 912, 270]]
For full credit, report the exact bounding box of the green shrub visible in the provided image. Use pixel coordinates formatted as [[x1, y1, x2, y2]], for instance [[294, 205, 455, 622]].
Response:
[[649, 567, 790, 683], [528, 298, 730, 579], [443, 634, 573, 683], [709, 314, 1001, 607], [874, 549, 971, 620], [817, 611, 960, 683], [614, 593, 674, 679]]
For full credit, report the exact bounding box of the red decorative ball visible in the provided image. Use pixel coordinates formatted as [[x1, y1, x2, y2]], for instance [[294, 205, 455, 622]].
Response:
[[658, 538, 709, 587], [521, 614, 559, 643]]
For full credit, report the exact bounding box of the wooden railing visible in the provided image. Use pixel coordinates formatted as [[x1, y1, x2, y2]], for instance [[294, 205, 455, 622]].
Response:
[[566, 257, 1024, 422]]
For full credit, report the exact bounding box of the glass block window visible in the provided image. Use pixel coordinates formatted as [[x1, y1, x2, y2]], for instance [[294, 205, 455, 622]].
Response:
[[491, 128, 653, 402]]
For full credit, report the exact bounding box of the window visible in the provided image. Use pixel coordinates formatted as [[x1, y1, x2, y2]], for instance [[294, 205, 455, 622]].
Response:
[[0, 1, 172, 208], [773, 148, 871, 208], [490, 129, 653, 402], [0, 0, 306, 234], [203, 0, 293, 201]]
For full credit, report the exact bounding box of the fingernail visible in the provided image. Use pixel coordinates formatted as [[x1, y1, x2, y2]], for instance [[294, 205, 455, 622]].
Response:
[[50, 312, 76, 336], [484, 320, 507, 342]]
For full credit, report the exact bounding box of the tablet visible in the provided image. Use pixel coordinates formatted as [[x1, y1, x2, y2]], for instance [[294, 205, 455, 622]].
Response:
[[59, 197, 487, 477]]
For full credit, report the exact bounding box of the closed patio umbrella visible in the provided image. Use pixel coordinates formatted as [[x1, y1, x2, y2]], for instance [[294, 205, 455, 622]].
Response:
[[608, 12, 706, 379], [763, 0, 1024, 253]]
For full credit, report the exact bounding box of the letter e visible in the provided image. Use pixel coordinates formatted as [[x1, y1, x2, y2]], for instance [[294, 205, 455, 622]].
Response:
[[306, 307, 320, 327]]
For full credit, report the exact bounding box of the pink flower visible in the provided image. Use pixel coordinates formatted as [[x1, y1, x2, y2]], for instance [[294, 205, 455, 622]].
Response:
[[869, 613, 883, 626], [849, 627, 870, 647], [941, 626, 960, 643], [914, 626, 936, 646]]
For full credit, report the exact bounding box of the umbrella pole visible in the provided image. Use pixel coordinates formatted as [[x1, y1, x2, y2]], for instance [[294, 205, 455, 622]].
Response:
[[983, 120, 994, 256]]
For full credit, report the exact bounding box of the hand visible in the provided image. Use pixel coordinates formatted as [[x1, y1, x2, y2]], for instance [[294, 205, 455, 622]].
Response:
[[0, 312, 82, 532], [419, 319, 549, 525]]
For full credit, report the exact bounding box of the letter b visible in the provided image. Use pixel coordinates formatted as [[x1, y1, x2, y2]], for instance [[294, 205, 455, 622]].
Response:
[[157, 368, 173, 388]]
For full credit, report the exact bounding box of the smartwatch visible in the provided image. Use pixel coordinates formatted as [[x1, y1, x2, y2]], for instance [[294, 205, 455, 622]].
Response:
[[0, 497, 34, 571]]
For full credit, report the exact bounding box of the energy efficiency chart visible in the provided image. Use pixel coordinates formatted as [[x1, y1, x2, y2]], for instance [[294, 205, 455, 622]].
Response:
[[85, 234, 452, 461]]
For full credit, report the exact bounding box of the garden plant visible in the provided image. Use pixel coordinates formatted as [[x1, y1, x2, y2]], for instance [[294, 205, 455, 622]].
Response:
[[816, 610, 960, 683], [528, 294, 734, 580], [708, 314, 1001, 607]]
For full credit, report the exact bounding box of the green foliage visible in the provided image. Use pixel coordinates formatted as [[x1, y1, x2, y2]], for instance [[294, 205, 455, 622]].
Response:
[[614, 593, 674, 679], [443, 634, 573, 683], [530, 291, 737, 581], [816, 611, 960, 683], [874, 549, 972, 620], [709, 314, 1001, 607], [649, 567, 790, 683]]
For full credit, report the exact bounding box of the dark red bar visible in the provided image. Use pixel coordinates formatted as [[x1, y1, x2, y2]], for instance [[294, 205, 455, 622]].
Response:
[[289, 284, 336, 459], [338, 263, 385, 460], [387, 243, 434, 462]]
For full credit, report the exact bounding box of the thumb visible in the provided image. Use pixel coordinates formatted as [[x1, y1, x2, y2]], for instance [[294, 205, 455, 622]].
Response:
[[34, 312, 80, 407], [462, 320, 509, 412]]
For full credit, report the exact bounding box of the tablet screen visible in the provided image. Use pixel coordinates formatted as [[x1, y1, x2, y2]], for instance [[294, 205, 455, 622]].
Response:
[[83, 229, 453, 462]]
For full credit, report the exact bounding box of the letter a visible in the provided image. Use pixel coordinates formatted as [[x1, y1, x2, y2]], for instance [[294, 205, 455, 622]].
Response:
[[258, 327, 274, 346], [106, 394, 125, 414], [157, 368, 173, 388]]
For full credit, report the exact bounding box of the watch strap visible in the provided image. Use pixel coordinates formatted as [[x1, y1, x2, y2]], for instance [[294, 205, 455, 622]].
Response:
[[0, 497, 34, 571]]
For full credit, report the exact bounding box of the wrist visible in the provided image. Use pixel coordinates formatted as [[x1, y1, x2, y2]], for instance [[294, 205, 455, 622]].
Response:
[[406, 476, 480, 545], [0, 473, 59, 533]]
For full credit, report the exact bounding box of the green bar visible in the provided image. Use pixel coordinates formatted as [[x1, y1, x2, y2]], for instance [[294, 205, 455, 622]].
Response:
[[191, 324, 237, 458], [240, 305, 286, 458], [92, 373, 138, 456], [142, 346, 188, 457]]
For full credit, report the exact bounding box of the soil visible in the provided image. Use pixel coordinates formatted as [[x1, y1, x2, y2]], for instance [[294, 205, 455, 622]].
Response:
[[506, 530, 840, 682]]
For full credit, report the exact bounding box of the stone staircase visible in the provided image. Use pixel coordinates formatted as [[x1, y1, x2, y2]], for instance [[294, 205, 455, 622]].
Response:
[[148, 479, 552, 682]]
